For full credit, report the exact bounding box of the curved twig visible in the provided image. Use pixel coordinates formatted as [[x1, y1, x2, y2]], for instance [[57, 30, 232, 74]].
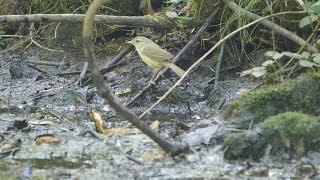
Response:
[[82, 0, 186, 155]]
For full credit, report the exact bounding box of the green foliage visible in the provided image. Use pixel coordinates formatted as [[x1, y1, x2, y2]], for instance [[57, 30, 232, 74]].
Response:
[[221, 0, 283, 40], [241, 51, 320, 78], [266, 51, 320, 68], [31, 0, 91, 14], [190, 0, 219, 19], [219, 0, 310, 69], [299, 1, 320, 28]]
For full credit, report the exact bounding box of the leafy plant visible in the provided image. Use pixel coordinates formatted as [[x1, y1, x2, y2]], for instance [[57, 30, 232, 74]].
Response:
[[299, 1, 320, 28], [241, 51, 320, 78]]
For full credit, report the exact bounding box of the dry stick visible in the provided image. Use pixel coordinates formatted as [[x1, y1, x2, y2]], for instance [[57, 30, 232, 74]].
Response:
[[82, 0, 185, 156], [0, 14, 172, 28], [214, 40, 226, 87], [126, 8, 219, 108], [26, 60, 61, 66], [139, 11, 309, 118], [81, 44, 135, 86], [58, 59, 130, 76], [77, 61, 88, 86], [224, 0, 318, 53]]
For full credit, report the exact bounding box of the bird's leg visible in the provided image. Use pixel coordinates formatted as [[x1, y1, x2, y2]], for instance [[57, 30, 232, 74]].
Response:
[[148, 68, 161, 85]]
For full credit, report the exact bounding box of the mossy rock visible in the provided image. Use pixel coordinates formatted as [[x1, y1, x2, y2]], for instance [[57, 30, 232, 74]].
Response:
[[223, 71, 320, 128], [224, 112, 320, 160], [224, 130, 268, 160], [262, 112, 320, 156], [153, 79, 196, 105]]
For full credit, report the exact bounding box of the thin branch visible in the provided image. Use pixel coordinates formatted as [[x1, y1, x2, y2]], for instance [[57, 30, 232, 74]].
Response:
[[214, 40, 226, 87], [224, 0, 318, 53]]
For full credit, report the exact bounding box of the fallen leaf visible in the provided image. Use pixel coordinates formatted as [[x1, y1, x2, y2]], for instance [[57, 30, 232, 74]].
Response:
[[35, 134, 61, 145], [149, 120, 160, 130]]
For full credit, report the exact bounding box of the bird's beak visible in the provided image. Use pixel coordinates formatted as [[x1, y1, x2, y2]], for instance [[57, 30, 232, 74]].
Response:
[[126, 40, 133, 44]]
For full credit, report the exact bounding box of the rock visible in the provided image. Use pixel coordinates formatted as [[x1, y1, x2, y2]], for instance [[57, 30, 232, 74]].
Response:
[[9, 58, 39, 79]]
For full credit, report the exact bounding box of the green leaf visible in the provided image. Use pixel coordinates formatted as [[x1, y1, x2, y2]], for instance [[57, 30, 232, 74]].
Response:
[[312, 2, 320, 6], [298, 60, 315, 67], [264, 51, 283, 60], [241, 67, 266, 78], [312, 7, 320, 15], [264, 51, 279, 57], [165, 11, 179, 18], [312, 55, 320, 64], [251, 67, 267, 78], [302, 2, 314, 12], [262, 60, 275, 67], [282, 52, 303, 60], [311, 2, 320, 14], [301, 51, 311, 59], [311, 53, 320, 57], [299, 15, 318, 28], [240, 69, 253, 77], [273, 53, 284, 60]]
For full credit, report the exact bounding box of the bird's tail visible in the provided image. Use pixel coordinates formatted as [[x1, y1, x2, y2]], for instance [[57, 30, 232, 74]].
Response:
[[163, 61, 185, 77]]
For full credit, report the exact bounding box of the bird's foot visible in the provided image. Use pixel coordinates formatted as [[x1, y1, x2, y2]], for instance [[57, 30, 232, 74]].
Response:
[[148, 80, 156, 85], [158, 72, 164, 78]]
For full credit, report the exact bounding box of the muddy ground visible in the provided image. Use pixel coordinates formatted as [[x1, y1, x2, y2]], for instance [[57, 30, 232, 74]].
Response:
[[0, 45, 319, 179]]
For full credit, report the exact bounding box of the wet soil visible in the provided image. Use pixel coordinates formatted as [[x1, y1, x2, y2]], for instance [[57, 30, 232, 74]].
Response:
[[0, 45, 318, 179]]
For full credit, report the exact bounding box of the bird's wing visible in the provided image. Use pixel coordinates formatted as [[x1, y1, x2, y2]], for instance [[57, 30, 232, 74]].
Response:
[[140, 45, 174, 62]]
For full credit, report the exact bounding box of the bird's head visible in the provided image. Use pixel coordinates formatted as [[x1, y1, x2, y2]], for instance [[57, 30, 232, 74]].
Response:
[[127, 36, 153, 48]]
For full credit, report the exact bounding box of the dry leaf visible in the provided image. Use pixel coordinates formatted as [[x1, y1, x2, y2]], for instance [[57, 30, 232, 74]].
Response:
[[35, 134, 61, 145]]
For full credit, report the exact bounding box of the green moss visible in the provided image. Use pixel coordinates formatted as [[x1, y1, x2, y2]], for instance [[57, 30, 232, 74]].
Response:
[[263, 112, 320, 137], [308, 70, 320, 80], [224, 130, 268, 160], [262, 112, 320, 155], [224, 73, 320, 127], [262, 73, 282, 84], [224, 112, 320, 160]]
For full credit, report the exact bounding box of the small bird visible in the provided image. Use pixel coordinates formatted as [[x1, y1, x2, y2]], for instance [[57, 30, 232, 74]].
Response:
[[127, 36, 185, 83]]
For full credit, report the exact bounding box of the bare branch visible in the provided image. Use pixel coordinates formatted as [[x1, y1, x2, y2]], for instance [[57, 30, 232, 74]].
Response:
[[0, 14, 172, 28], [224, 0, 318, 53]]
